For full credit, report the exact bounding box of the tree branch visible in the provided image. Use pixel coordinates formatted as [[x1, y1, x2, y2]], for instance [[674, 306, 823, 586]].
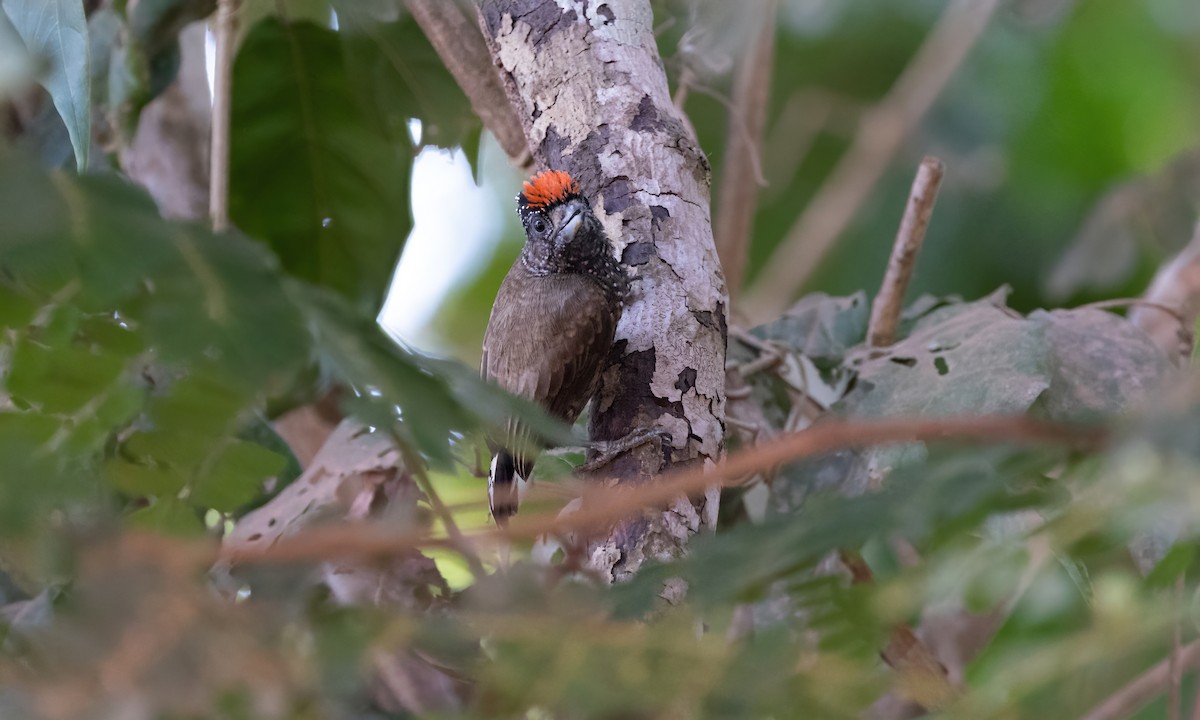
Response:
[[1130, 219, 1200, 364], [713, 0, 776, 300], [868, 155, 944, 347], [1082, 640, 1200, 720], [221, 415, 1108, 566], [741, 0, 999, 321], [404, 0, 530, 166], [209, 0, 239, 231], [477, 0, 728, 581]]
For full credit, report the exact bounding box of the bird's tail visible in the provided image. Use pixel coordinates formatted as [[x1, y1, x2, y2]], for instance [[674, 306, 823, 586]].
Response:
[[488, 451, 524, 526]]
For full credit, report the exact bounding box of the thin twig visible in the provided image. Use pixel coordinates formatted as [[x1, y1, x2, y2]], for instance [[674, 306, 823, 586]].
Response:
[[758, 89, 850, 206], [741, 0, 1000, 320], [410, 466, 487, 579], [1082, 640, 1200, 720], [1077, 298, 1189, 323], [714, 0, 776, 299], [683, 80, 767, 188], [209, 0, 239, 232], [868, 156, 945, 347], [222, 416, 1108, 565], [405, 0, 530, 166], [1130, 220, 1200, 365], [391, 436, 487, 579]]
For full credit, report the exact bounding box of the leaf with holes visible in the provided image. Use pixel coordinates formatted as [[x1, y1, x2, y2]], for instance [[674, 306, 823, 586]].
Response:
[[839, 295, 1051, 420]]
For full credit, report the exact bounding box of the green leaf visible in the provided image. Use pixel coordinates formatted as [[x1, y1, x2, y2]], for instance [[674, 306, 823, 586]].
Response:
[[0, 411, 90, 535], [124, 429, 211, 471], [128, 497, 204, 536], [6, 340, 125, 414], [2, 0, 91, 170], [105, 458, 187, 497], [1029, 308, 1174, 422], [236, 0, 331, 45], [61, 382, 143, 455], [0, 283, 38, 329], [229, 18, 411, 311], [236, 416, 303, 504], [335, 8, 479, 149], [838, 294, 1051, 420], [751, 291, 869, 369], [146, 370, 248, 439], [189, 439, 286, 512], [295, 284, 574, 464], [78, 314, 144, 357], [1144, 543, 1196, 589]]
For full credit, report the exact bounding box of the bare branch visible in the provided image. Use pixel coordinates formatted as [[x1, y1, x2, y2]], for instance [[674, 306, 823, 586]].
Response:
[[404, 0, 530, 166], [1130, 220, 1200, 365], [224, 419, 414, 556], [1082, 640, 1200, 720], [741, 0, 1000, 320], [272, 404, 338, 469], [221, 416, 1108, 566], [209, 0, 239, 231], [868, 156, 945, 347], [714, 0, 776, 300]]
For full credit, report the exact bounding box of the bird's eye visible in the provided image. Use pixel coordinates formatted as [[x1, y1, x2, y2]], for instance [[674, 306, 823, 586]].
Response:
[[533, 218, 548, 234]]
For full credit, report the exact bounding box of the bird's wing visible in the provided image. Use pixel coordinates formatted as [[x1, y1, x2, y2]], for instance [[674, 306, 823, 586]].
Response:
[[481, 268, 618, 472]]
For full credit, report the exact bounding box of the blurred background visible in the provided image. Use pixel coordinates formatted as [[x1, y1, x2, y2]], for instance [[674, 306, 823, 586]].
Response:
[[3, 0, 1200, 715]]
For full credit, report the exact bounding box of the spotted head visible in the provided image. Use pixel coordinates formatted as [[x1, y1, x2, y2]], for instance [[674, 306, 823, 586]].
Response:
[[515, 170, 613, 277]]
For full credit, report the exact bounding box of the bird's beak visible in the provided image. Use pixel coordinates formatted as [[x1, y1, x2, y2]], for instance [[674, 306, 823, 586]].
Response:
[[556, 200, 586, 244]]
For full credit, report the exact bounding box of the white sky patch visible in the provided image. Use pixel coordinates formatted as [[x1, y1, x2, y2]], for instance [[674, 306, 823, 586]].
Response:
[[204, 29, 501, 348], [204, 26, 216, 104], [379, 145, 501, 344]]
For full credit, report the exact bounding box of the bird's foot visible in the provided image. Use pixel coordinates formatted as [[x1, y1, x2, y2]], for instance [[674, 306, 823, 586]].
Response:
[[577, 427, 673, 474]]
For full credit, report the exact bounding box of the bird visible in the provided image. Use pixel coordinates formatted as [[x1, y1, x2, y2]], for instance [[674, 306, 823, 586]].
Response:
[[481, 170, 630, 526]]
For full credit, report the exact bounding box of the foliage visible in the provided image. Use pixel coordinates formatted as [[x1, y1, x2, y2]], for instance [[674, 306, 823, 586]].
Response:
[[0, 0, 1198, 719], [2, 0, 90, 169]]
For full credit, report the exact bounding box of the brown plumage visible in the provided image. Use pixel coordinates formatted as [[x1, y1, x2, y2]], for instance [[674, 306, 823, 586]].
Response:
[[481, 171, 627, 525]]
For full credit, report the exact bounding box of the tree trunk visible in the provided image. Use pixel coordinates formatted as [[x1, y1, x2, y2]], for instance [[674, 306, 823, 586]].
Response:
[[478, 0, 728, 580]]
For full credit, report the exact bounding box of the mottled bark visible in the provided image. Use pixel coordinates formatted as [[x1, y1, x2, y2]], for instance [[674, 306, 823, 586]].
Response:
[[478, 0, 728, 580]]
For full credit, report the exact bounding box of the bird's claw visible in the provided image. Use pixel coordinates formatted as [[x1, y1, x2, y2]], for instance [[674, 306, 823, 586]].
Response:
[[578, 427, 673, 474]]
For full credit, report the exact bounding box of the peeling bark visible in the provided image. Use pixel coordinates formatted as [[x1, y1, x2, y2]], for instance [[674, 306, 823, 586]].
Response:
[[478, 0, 728, 580]]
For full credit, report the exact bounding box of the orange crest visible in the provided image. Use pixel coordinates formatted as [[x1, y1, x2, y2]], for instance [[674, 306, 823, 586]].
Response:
[[520, 170, 580, 209]]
